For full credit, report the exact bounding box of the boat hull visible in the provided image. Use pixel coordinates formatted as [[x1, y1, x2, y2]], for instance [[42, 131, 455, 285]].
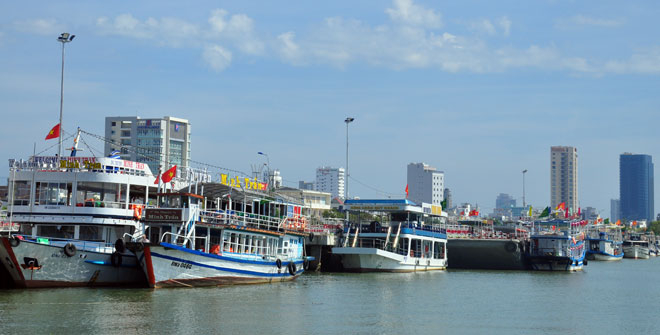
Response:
[[526, 255, 584, 271], [332, 247, 447, 272], [447, 239, 526, 270], [134, 243, 304, 288], [0, 237, 145, 288], [623, 246, 650, 259], [587, 252, 623, 261]]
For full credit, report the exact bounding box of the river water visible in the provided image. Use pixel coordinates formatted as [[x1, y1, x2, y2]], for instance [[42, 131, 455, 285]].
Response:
[[1, 258, 659, 334]]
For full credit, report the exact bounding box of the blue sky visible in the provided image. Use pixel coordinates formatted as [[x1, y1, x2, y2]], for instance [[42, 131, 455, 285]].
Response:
[[1, 0, 660, 217]]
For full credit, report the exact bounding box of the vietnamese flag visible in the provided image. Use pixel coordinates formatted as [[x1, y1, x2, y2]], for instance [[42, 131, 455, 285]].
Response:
[[154, 174, 160, 185], [45, 123, 60, 140], [161, 165, 177, 183], [405, 184, 409, 198]]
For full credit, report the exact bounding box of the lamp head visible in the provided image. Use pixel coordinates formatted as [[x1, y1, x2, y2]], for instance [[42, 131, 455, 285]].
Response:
[[345, 117, 355, 123]]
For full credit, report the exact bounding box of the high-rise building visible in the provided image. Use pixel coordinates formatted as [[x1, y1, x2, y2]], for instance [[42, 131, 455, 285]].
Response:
[[495, 193, 516, 209], [610, 199, 620, 222], [315, 167, 345, 199], [550, 146, 578, 211], [105, 116, 191, 175], [620, 153, 654, 222], [298, 181, 314, 190], [407, 163, 444, 206], [444, 188, 452, 209]]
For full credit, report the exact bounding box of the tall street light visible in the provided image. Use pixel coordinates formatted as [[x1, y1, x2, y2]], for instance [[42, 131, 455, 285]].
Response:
[[345, 117, 354, 224], [522, 169, 528, 208], [57, 32, 75, 158], [257, 152, 270, 188]]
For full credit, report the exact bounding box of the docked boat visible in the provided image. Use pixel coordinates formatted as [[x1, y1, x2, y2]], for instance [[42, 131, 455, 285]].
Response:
[[646, 233, 659, 257], [623, 233, 650, 259], [446, 220, 529, 270], [586, 225, 623, 261], [526, 219, 588, 271], [0, 153, 158, 288], [332, 199, 448, 272], [127, 187, 312, 288]]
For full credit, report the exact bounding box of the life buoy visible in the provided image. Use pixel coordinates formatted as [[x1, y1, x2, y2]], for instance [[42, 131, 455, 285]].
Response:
[[287, 261, 297, 276], [111, 251, 123, 267], [133, 205, 143, 220], [9, 235, 20, 247], [276, 259, 282, 269], [115, 239, 126, 253], [210, 244, 221, 255], [63, 243, 77, 257]]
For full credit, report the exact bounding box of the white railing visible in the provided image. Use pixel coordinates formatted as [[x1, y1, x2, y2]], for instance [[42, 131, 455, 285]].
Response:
[[198, 209, 308, 233], [160, 231, 208, 249]]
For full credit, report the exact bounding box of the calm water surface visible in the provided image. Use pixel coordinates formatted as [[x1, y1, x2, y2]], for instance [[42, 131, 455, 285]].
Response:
[[1, 258, 660, 334]]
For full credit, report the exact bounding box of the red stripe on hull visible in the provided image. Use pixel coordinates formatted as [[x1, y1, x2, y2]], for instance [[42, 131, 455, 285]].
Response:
[[143, 246, 156, 288], [1, 237, 26, 287]]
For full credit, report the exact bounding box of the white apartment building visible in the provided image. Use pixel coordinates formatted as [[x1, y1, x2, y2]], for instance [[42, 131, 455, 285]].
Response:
[[550, 146, 578, 211], [104, 116, 191, 175], [407, 163, 444, 206], [315, 167, 345, 199]]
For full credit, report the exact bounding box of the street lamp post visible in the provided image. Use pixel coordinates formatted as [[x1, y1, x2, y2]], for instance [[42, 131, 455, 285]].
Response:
[[57, 32, 75, 158], [344, 117, 354, 224], [522, 169, 528, 208]]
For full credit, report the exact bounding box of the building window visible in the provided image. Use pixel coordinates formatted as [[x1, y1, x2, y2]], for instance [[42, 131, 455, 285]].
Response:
[[111, 121, 116, 126]]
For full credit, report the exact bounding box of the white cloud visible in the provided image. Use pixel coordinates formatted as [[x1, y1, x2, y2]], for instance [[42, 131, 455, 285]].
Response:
[[468, 16, 510, 36], [558, 15, 625, 28], [96, 14, 200, 47], [13, 18, 65, 35], [276, 31, 302, 64], [95, 9, 264, 71], [604, 48, 660, 74], [385, 0, 442, 28], [203, 45, 232, 71]]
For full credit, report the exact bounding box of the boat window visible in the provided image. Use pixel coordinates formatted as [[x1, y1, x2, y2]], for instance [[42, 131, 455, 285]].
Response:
[[410, 239, 422, 257], [433, 242, 445, 259], [396, 238, 409, 256], [37, 225, 75, 239], [35, 182, 72, 206], [423, 240, 432, 258], [79, 226, 101, 241], [11, 180, 31, 206], [76, 182, 125, 208]]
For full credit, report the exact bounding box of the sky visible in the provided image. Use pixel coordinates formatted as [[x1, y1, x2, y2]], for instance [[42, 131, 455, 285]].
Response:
[[1, 0, 660, 217]]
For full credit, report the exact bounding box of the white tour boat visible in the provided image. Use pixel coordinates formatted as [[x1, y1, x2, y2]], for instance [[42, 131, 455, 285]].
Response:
[[127, 185, 312, 288], [622, 233, 650, 259], [0, 154, 156, 288], [332, 199, 448, 272]]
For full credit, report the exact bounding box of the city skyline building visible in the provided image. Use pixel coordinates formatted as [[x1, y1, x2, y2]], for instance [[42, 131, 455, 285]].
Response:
[[495, 193, 517, 209], [298, 181, 314, 190], [407, 162, 444, 206], [610, 199, 620, 222], [444, 188, 452, 209], [550, 146, 579, 211], [315, 166, 345, 199], [104, 116, 191, 175], [620, 153, 654, 222]]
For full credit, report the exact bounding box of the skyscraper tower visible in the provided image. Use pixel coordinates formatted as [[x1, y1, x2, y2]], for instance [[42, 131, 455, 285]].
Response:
[[620, 153, 654, 222], [550, 146, 578, 211]]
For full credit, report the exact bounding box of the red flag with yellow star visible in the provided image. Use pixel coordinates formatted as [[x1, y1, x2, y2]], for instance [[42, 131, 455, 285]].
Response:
[[161, 165, 177, 183], [45, 124, 60, 140]]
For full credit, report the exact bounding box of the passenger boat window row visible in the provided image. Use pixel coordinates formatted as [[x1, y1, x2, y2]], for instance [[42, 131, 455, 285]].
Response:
[[11, 180, 156, 209]]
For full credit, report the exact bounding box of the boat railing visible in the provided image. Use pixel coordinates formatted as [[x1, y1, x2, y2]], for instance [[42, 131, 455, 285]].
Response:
[[13, 234, 115, 253], [198, 209, 307, 233], [161, 232, 208, 250]]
